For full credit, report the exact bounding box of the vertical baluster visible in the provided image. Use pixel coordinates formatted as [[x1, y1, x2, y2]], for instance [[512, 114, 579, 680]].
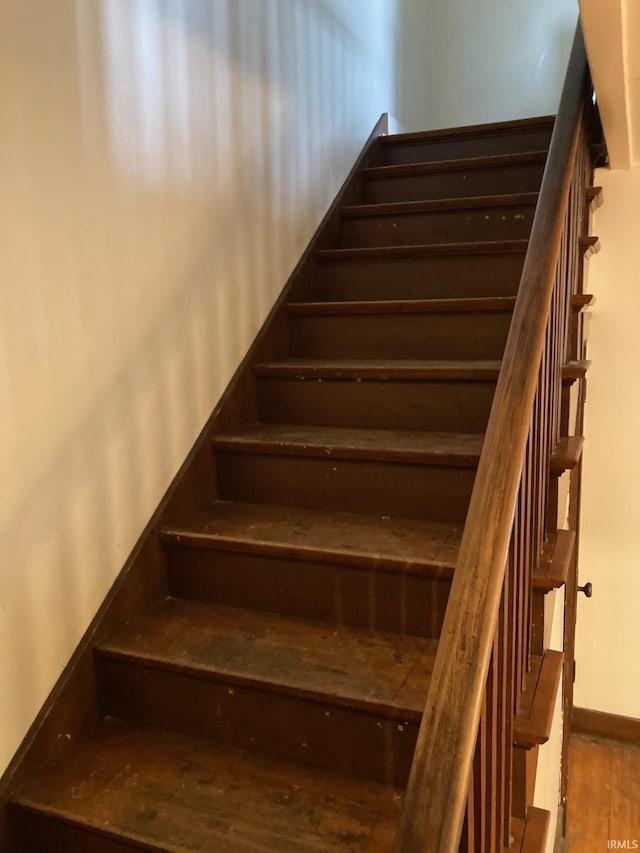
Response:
[[536, 349, 547, 553], [514, 482, 526, 696], [523, 434, 533, 685], [496, 578, 512, 847], [473, 693, 487, 852], [486, 644, 498, 852], [461, 786, 474, 853], [504, 537, 517, 844]]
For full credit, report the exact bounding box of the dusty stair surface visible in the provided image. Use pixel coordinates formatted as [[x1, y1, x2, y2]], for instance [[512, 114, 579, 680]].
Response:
[[6, 116, 560, 852]]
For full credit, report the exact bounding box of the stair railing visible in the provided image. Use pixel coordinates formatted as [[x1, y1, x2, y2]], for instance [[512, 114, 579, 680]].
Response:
[[394, 23, 592, 852]]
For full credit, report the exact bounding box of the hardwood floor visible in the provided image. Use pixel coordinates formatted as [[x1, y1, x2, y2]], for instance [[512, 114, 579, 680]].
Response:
[[568, 735, 640, 852]]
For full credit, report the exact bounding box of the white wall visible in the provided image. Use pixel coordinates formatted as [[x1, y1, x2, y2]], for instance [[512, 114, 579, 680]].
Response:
[[0, 0, 399, 776], [417, 0, 578, 131], [574, 166, 640, 719]]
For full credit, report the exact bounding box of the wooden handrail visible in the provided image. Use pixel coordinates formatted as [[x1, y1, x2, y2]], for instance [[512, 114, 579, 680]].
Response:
[[394, 24, 589, 852]]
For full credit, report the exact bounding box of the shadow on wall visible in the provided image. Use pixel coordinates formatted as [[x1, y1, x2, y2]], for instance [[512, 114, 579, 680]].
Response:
[[421, 0, 578, 129], [394, 0, 432, 132], [0, 0, 397, 771]]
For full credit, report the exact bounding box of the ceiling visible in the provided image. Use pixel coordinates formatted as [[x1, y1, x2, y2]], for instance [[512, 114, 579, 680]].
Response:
[[580, 0, 640, 169]]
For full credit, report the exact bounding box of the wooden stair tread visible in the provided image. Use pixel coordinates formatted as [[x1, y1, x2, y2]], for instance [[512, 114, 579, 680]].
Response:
[[10, 719, 402, 852], [213, 424, 484, 466], [580, 235, 601, 257], [161, 502, 463, 575], [97, 598, 436, 719], [340, 193, 539, 218], [288, 296, 517, 315], [533, 530, 576, 592], [519, 806, 551, 853], [514, 650, 564, 748], [562, 359, 590, 381], [381, 115, 554, 145], [572, 292, 594, 308], [586, 185, 603, 210], [362, 150, 547, 180], [254, 358, 502, 380], [550, 436, 584, 472], [317, 239, 529, 262]]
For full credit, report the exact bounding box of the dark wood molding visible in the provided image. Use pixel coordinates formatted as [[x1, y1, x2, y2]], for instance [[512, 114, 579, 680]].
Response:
[[572, 707, 640, 745]]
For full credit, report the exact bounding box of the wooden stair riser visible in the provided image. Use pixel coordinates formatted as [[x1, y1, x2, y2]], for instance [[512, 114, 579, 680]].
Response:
[[165, 545, 451, 637], [8, 809, 128, 853], [316, 253, 525, 301], [531, 591, 546, 657], [512, 745, 539, 821], [363, 163, 544, 204], [379, 124, 553, 166], [289, 310, 512, 360], [257, 377, 496, 432], [95, 657, 419, 786], [340, 204, 535, 248], [215, 451, 475, 523]]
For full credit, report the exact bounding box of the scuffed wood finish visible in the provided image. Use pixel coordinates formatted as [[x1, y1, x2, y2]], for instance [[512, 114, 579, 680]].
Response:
[[10, 719, 402, 853], [213, 425, 484, 466], [255, 357, 503, 380], [393, 24, 590, 852], [568, 736, 640, 851], [96, 598, 437, 721], [161, 502, 463, 572]]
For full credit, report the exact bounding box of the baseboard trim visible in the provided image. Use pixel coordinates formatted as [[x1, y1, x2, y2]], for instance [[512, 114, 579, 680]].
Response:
[[572, 707, 640, 745]]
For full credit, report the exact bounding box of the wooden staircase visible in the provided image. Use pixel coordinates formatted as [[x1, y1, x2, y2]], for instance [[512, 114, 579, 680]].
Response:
[[2, 107, 596, 851]]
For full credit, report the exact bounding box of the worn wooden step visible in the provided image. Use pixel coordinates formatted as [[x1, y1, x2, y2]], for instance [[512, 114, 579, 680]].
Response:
[[531, 532, 576, 655], [213, 424, 484, 466], [339, 194, 537, 247], [8, 719, 402, 852], [288, 296, 518, 315], [514, 651, 564, 749], [95, 599, 435, 785], [255, 358, 502, 381], [162, 502, 462, 575], [533, 530, 576, 593], [550, 436, 584, 472], [512, 652, 564, 819], [288, 296, 513, 360], [379, 116, 553, 165], [255, 359, 499, 432], [163, 503, 457, 638], [317, 239, 529, 264], [315, 242, 526, 301], [213, 425, 481, 523], [510, 807, 551, 853], [362, 152, 546, 204], [561, 360, 590, 382]]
